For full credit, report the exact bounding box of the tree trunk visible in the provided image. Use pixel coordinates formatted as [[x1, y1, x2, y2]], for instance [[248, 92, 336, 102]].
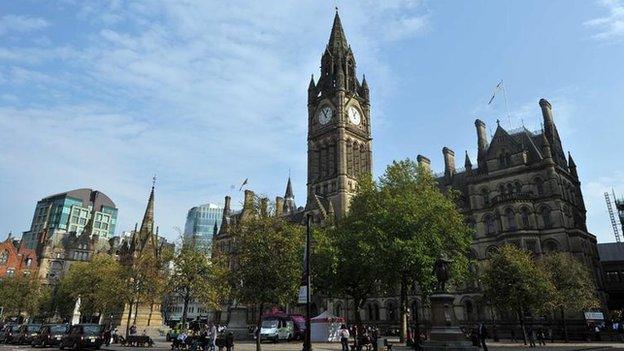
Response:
[[256, 303, 263, 351], [400, 273, 409, 343], [181, 290, 190, 329], [147, 302, 153, 327], [518, 309, 527, 345], [133, 298, 139, 325], [561, 308, 568, 343], [125, 298, 134, 338]]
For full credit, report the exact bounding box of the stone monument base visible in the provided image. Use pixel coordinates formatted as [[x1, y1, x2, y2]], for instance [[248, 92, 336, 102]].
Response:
[[422, 294, 477, 351], [227, 306, 250, 340]]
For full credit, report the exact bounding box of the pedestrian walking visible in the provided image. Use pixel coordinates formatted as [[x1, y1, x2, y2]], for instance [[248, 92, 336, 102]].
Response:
[[537, 328, 546, 346], [225, 331, 234, 351], [478, 322, 488, 351], [528, 327, 536, 348], [339, 324, 350, 351]]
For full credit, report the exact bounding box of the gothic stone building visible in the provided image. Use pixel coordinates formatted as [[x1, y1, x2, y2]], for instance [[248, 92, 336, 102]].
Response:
[[214, 11, 602, 329]]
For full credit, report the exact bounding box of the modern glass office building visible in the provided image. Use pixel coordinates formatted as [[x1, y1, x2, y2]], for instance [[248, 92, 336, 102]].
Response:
[[183, 203, 223, 252], [21, 188, 118, 249]]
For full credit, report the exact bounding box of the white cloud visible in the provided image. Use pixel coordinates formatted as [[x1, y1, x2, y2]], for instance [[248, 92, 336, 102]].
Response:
[[585, 0, 624, 42], [0, 15, 49, 36], [0, 0, 429, 240]]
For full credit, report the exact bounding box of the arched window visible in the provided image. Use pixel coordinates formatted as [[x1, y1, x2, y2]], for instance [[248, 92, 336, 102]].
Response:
[[481, 188, 490, 205], [506, 208, 516, 231], [386, 301, 397, 321], [499, 184, 506, 195], [0, 250, 8, 265], [535, 178, 545, 196], [515, 181, 522, 194], [334, 303, 343, 318], [540, 206, 552, 229], [544, 240, 559, 253], [520, 208, 531, 229], [485, 215, 496, 235], [464, 300, 474, 321]]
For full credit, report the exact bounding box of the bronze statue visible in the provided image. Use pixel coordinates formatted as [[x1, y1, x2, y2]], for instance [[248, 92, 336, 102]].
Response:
[[434, 256, 453, 292]]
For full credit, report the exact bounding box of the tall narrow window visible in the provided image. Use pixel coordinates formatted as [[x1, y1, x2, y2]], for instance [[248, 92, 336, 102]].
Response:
[[485, 215, 496, 235], [521, 208, 530, 229], [506, 208, 516, 231], [541, 207, 552, 229], [535, 178, 545, 196], [482, 188, 490, 205]]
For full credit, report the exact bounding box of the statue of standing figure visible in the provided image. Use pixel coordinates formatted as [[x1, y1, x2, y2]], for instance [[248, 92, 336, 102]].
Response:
[[434, 256, 453, 293]]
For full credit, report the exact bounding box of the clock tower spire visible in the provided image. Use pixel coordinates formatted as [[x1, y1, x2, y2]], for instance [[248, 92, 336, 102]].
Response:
[[306, 10, 372, 220]]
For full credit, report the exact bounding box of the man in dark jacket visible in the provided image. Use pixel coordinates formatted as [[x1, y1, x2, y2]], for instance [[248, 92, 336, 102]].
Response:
[[478, 323, 488, 351]]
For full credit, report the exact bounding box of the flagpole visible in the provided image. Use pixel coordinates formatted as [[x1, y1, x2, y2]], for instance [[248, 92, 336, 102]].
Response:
[[501, 81, 512, 128], [303, 213, 312, 351]]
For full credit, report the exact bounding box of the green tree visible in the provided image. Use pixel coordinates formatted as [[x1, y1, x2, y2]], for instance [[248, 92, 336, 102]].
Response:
[[0, 273, 45, 319], [168, 239, 225, 328], [57, 254, 128, 321], [482, 245, 555, 344], [539, 252, 600, 341], [377, 160, 472, 342], [229, 208, 303, 351], [313, 176, 387, 325]]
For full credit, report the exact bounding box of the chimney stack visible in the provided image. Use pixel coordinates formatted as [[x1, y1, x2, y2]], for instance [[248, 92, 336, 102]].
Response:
[[224, 196, 231, 216], [243, 190, 255, 210], [475, 119, 488, 154], [275, 197, 284, 217], [416, 155, 431, 172], [260, 198, 268, 217], [443, 147, 455, 178], [539, 98, 555, 141]]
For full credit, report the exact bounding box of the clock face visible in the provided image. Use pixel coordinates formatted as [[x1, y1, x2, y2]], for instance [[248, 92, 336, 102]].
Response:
[[347, 106, 361, 125], [317, 106, 333, 125]]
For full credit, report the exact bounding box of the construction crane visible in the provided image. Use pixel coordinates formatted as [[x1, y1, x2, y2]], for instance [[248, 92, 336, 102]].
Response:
[[605, 191, 622, 243]]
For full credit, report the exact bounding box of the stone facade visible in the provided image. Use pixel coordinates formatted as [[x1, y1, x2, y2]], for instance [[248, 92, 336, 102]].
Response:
[[213, 10, 602, 331]]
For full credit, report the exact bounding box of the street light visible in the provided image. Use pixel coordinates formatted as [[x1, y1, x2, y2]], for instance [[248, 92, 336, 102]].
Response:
[[303, 213, 312, 351]]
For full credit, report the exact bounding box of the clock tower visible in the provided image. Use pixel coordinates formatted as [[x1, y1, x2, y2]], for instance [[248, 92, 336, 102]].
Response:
[[306, 11, 372, 219]]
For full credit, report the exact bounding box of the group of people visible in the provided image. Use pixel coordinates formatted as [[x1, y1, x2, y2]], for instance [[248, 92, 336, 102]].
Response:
[[338, 324, 380, 351], [172, 323, 234, 351]]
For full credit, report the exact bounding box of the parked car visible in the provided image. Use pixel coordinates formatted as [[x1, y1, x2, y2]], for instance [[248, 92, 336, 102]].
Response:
[[4, 324, 21, 344], [31, 324, 68, 347], [0, 324, 15, 343], [60, 324, 103, 350], [15, 324, 42, 345]]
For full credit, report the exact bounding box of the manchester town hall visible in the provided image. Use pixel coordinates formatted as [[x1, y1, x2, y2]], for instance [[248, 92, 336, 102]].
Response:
[[213, 12, 602, 328]]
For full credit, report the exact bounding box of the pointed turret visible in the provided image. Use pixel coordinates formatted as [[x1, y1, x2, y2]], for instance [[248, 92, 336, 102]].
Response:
[[465, 151, 473, 170], [541, 131, 552, 160], [360, 74, 370, 101], [308, 74, 316, 102], [328, 10, 349, 54], [213, 222, 218, 237], [82, 212, 95, 237], [317, 10, 359, 97], [137, 184, 156, 254], [284, 177, 296, 214], [568, 152, 578, 179]]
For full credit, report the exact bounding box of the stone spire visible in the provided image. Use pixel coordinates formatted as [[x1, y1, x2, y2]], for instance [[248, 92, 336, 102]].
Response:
[[137, 183, 156, 254], [284, 176, 296, 214], [568, 152, 578, 179], [464, 151, 472, 170], [328, 10, 349, 54], [213, 222, 219, 237]]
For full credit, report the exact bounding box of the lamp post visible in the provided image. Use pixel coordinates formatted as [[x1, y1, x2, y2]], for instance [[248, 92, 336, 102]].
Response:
[[303, 213, 312, 351]]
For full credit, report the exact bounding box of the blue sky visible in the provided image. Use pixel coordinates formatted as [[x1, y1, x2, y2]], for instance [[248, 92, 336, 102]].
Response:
[[0, 0, 623, 243]]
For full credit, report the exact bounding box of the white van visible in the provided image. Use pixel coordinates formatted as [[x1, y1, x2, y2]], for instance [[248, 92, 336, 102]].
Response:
[[259, 317, 294, 342]]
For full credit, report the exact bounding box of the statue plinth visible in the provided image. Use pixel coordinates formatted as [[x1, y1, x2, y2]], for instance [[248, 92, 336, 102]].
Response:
[[422, 293, 477, 351], [227, 306, 250, 340]]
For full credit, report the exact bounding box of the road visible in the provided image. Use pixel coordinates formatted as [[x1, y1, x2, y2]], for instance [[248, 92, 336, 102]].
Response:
[[2, 341, 624, 351]]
